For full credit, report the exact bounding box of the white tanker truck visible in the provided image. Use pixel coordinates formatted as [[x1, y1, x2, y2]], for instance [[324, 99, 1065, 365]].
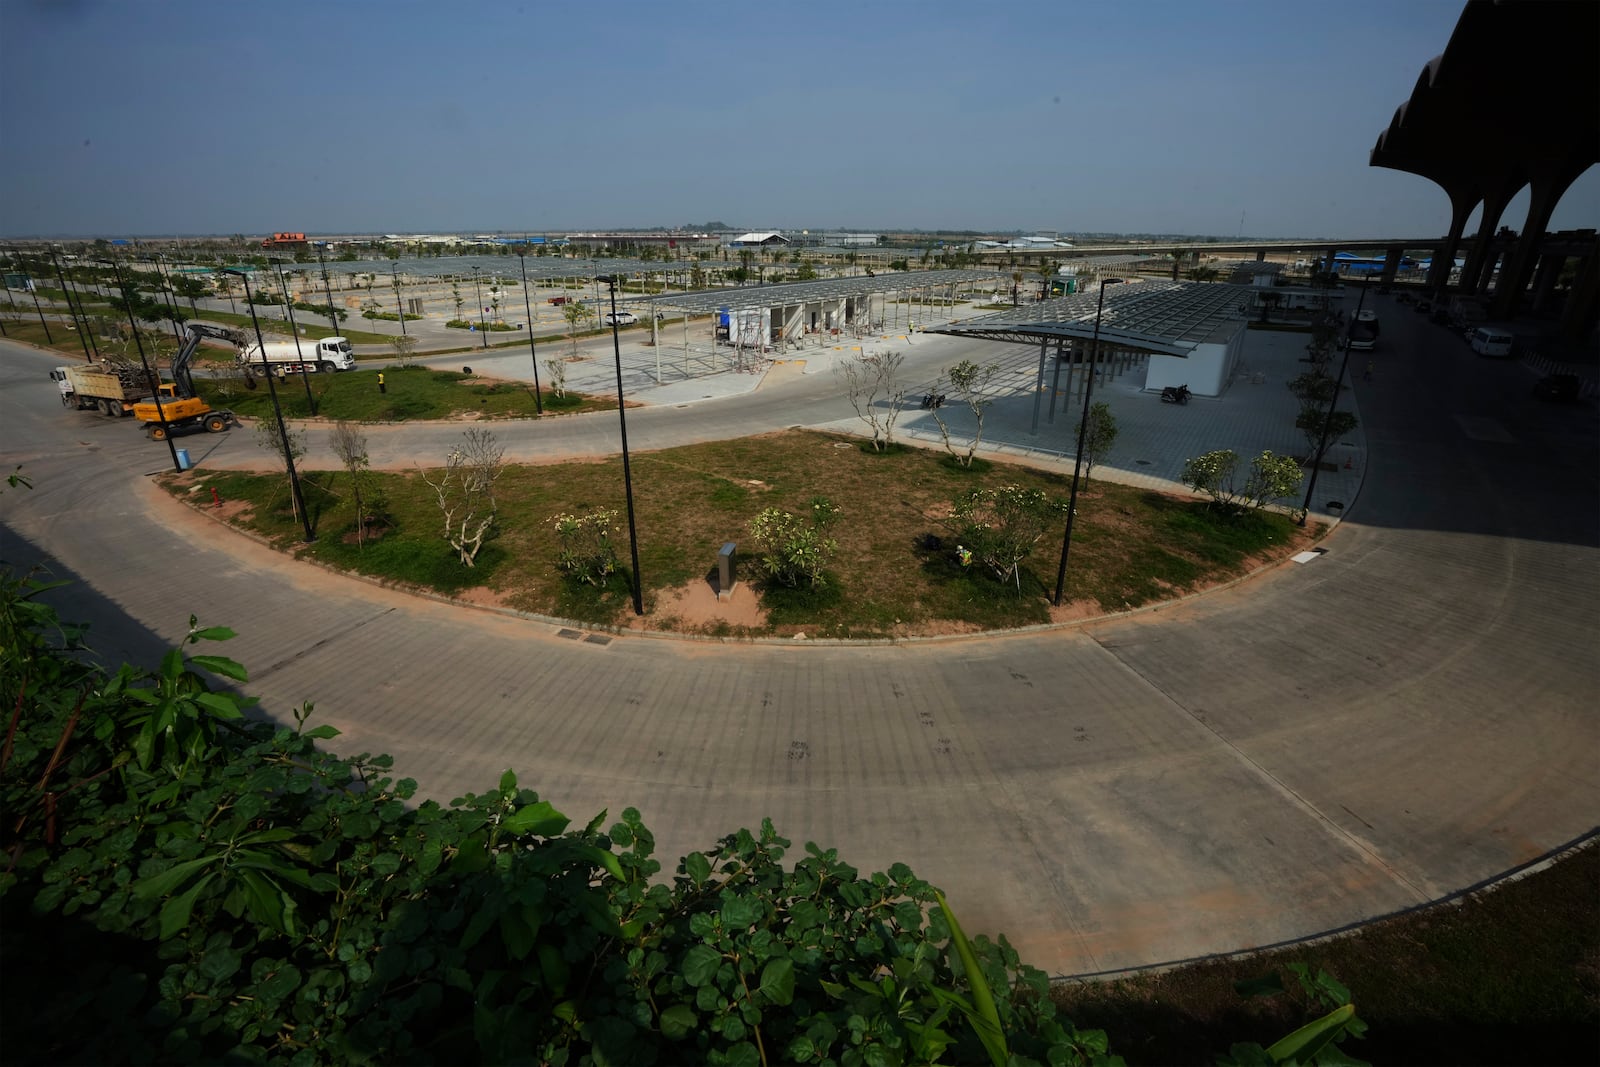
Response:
[[239, 336, 356, 375]]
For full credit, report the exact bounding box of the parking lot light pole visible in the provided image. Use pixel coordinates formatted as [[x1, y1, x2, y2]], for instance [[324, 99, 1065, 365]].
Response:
[[1052, 278, 1110, 606], [391, 261, 407, 337], [226, 268, 314, 543], [315, 244, 340, 337], [470, 265, 488, 349], [49, 247, 94, 361], [515, 250, 544, 414], [1298, 275, 1369, 526], [103, 257, 181, 472], [274, 260, 318, 415], [598, 274, 644, 615]]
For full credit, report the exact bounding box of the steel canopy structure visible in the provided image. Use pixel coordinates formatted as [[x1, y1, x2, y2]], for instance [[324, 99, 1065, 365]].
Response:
[[646, 269, 1008, 315], [924, 281, 1249, 357]]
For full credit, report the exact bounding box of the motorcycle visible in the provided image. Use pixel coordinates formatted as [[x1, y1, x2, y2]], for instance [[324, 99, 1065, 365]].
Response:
[[1160, 384, 1191, 405]]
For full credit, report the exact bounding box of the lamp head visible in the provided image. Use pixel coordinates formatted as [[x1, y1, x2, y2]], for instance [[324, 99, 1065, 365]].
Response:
[[595, 274, 618, 284]]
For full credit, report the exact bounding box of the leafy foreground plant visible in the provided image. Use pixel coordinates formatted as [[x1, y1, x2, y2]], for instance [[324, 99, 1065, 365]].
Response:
[[0, 564, 1364, 1066]]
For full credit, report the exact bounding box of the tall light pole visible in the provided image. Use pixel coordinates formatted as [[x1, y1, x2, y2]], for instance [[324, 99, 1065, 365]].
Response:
[[391, 261, 407, 337], [104, 258, 181, 472], [56, 249, 101, 358], [470, 265, 487, 349], [19, 250, 54, 344], [515, 249, 544, 414], [49, 248, 94, 361], [274, 260, 318, 415], [152, 254, 184, 343], [1298, 276, 1369, 525], [226, 268, 314, 543], [1052, 278, 1111, 606], [315, 244, 340, 337], [598, 274, 644, 615]]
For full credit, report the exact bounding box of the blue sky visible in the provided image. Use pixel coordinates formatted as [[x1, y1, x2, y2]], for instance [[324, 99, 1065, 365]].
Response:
[[1, 0, 1594, 239]]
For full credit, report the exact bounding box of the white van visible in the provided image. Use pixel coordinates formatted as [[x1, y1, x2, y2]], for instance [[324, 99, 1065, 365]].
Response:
[[1469, 327, 1515, 358]]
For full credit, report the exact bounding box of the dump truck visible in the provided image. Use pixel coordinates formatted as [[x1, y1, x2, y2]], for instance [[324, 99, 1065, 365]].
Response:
[[51, 361, 160, 417]]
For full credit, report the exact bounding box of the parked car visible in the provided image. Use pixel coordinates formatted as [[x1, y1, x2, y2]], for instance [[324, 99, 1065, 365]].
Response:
[[603, 311, 637, 326], [1532, 374, 1582, 402], [548, 295, 574, 305]]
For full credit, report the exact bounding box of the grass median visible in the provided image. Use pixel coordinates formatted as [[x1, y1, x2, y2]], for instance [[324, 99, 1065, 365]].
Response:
[[194, 366, 613, 421], [164, 429, 1319, 635]]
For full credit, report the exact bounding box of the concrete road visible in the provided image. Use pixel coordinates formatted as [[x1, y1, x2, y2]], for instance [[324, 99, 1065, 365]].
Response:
[[1, 297, 1595, 978]]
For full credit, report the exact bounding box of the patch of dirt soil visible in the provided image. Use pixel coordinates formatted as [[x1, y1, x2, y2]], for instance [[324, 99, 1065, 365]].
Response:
[[651, 577, 768, 634]]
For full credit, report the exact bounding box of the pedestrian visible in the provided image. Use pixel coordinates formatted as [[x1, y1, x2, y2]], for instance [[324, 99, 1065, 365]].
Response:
[[1364, 360, 1374, 382], [378, 371, 386, 395]]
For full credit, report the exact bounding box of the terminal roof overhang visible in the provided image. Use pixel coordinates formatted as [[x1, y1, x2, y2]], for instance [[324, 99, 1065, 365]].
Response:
[[647, 269, 1008, 314], [1369, 0, 1599, 188], [925, 282, 1249, 357]]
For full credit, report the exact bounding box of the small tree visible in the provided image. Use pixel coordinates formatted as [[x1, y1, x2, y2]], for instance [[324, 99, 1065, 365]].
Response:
[[254, 417, 307, 523], [551, 507, 620, 586], [1296, 408, 1359, 467], [929, 359, 1001, 468], [949, 484, 1068, 590], [1181, 449, 1244, 512], [543, 357, 567, 399], [837, 350, 908, 452], [390, 334, 418, 367], [1244, 450, 1305, 510], [748, 496, 841, 589], [563, 300, 595, 357], [1075, 400, 1119, 485], [329, 420, 381, 548], [452, 281, 464, 319], [419, 428, 504, 567]]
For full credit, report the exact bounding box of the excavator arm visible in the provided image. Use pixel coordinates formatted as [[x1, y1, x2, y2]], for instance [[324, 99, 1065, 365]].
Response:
[[170, 323, 250, 398]]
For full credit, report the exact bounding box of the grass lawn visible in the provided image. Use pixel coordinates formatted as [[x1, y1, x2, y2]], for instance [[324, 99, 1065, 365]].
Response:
[[1051, 844, 1599, 1066], [1, 316, 180, 362], [194, 365, 613, 421], [165, 429, 1318, 635]]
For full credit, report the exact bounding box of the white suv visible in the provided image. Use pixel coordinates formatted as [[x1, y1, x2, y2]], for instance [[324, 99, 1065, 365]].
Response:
[[603, 311, 637, 326]]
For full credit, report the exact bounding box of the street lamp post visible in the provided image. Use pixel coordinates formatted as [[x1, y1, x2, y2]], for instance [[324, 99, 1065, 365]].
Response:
[[226, 268, 314, 543], [104, 258, 181, 472], [470, 265, 487, 349], [516, 250, 544, 414], [315, 244, 341, 338], [1052, 278, 1111, 606], [49, 248, 94, 361], [1298, 276, 1369, 525], [153, 254, 184, 344], [391, 261, 407, 337], [597, 274, 644, 615], [21, 251, 54, 344], [274, 260, 318, 415]]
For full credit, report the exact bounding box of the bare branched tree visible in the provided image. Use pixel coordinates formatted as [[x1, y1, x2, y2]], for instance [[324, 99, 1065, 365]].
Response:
[[329, 420, 374, 549], [254, 417, 307, 522], [929, 359, 1002, 468], [389, 334, 417, 368], [419, 428, 505, 567], [837, 350, 908, 452], [543, 357, 567, 400]]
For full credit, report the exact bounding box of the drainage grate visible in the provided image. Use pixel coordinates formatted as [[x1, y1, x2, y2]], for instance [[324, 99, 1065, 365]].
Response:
[[1135, 459, 1152, 466], [557, 628, 583, 640], [583, 634, 612, 646]]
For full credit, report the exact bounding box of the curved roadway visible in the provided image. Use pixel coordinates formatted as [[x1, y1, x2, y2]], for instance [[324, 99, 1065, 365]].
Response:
[[1, 305, 1595, 978]]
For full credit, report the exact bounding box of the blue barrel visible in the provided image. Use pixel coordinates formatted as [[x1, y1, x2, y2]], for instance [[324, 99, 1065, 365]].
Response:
[[175, 448, 192, 471]]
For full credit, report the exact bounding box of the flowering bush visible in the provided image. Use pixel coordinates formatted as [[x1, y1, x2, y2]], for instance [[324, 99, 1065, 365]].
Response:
[[552, 507, 620, 585], [749, 496, 841, 589]]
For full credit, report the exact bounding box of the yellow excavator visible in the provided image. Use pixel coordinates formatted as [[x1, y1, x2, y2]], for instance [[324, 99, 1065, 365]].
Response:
[[129, 323, 249, 440]]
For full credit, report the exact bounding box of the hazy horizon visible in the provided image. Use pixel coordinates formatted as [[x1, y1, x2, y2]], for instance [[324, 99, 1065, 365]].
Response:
[[2, 0, 1594, 241]]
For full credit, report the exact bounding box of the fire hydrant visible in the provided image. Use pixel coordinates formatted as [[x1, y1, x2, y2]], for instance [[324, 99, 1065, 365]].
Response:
[[211, 486, 223, 508]]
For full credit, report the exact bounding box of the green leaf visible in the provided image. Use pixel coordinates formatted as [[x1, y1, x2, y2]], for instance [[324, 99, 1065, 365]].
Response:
[[159, 871, 217, 939], [194, 692, 244, 719], [188, 654, 249, 682], [500, 906, 539, 961], [134, 856, 217, 901], [238, 870, 289, 935], [1265, 1002, 1356, 1064], [303, 724, 341, 740], [685, 851, 712, 887], [722, 1041, 761, 1067], [682, 944, 721, 987], [570, 842, 624, 880], [501, 800, 570, 837], [659, 1003, 697, 1041], [936, 890, 1008, 1067], [189, 625, 236, 642], [199, 943, 243, 983], [759, 957, 795, 1006], [498, 769, 517, 793]]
